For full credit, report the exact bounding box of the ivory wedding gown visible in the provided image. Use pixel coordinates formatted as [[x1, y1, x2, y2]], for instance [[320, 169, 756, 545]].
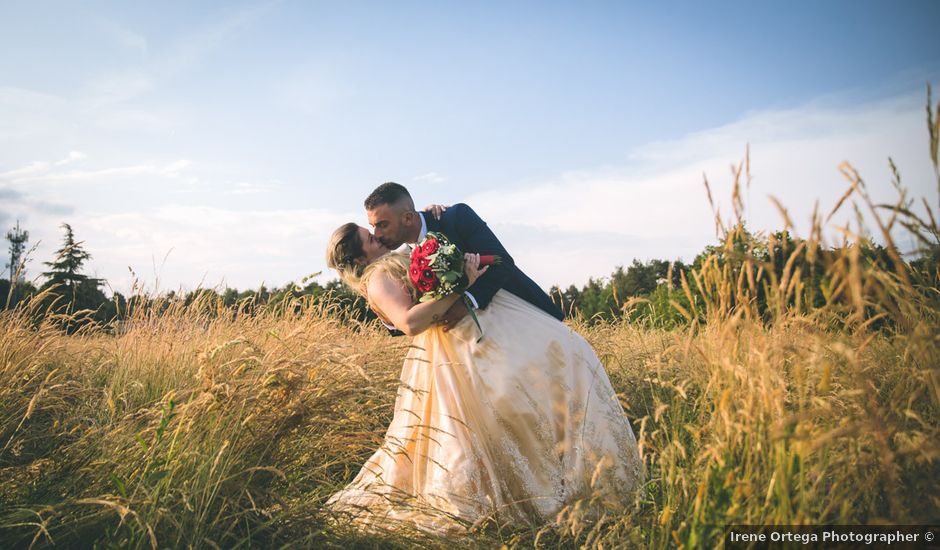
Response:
[[324, 288, 644, 536]]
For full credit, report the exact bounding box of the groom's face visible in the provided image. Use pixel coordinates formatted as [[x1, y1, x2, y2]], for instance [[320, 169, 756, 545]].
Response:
[[368, 202, 410, 249]]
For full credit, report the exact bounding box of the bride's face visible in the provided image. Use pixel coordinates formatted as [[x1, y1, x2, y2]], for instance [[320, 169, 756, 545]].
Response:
[[357, 226, 389, 265]]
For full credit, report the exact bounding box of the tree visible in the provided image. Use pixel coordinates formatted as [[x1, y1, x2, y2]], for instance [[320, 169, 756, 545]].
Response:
[[0, 278, 37, 309], [41, 223, 105, 316], [550, 284, 582, 319], [42, 223, 91, 290]]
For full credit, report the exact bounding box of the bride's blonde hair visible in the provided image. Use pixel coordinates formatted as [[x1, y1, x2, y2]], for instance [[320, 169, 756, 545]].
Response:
[[325, 223, 416, 303], [362, 253, 417, 304]]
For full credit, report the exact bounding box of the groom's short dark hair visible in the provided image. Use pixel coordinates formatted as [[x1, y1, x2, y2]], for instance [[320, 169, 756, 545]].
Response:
[[365, 182, 414, 211]]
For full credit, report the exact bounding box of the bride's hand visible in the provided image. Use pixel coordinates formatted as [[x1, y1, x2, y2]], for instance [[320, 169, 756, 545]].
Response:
[[422, 204, 449, 220], [464, 253, 488, 286]]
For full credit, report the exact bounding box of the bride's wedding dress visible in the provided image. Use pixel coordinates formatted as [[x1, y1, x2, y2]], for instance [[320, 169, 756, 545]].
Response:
[[324, 288, 644, 536]]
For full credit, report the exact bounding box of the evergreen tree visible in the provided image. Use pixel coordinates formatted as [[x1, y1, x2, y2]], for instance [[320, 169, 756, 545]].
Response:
[[42, 224, 92, 290], [41, 223, 104, 315]]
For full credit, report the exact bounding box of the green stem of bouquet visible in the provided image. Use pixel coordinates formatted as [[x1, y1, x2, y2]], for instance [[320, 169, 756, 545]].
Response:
[[463, 294, 484, 343]]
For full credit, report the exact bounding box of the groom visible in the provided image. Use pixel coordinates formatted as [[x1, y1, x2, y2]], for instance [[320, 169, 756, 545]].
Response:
[[365, 182, 563, 331]]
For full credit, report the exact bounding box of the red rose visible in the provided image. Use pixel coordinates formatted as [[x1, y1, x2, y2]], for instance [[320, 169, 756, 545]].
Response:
[[410, 246, 429, 269], [418, 269, 438, 292], [414, 243, 425, 255], [409, 266, 421, 286], [423, 238, 439, 254]]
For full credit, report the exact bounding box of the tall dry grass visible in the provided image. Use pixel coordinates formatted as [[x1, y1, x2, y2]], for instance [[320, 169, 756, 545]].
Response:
[[0, 294, 434, 548], [1, 90, 939, 548]]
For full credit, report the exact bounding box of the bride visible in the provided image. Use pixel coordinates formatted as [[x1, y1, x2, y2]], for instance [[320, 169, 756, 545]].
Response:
[[323, 222, 644, 536]]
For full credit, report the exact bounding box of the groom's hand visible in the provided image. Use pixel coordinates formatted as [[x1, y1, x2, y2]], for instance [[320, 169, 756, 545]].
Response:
[[439, 299, 470, 332]]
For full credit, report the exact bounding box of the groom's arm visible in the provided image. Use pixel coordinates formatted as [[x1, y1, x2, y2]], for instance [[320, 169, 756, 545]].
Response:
[[451, 203, 515, 310]]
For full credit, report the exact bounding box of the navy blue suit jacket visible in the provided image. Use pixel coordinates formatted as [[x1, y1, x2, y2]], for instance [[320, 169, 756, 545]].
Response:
[[424, 203, 564, 321]]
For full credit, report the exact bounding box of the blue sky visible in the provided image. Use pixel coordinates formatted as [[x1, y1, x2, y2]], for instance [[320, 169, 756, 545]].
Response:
[[2, 1, 939, 293]]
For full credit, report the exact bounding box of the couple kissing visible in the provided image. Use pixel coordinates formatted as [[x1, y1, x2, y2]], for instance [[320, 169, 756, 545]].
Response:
[[322, 182, 644, 536]]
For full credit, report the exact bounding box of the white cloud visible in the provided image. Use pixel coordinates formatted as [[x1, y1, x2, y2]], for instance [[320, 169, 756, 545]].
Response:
[[11, 203, 357, 295], [54, 151, 87, 166], [228, 180, 282, 195], [77, 205, 356, 293], [163, 159, 192, 175], [1, 158, 194, 185], [0, 151, 86, 179], [92, 108, 179, 132], [463, 91, 935, 289], [414, 171, 447, 184], [0, 161, 51, 179]]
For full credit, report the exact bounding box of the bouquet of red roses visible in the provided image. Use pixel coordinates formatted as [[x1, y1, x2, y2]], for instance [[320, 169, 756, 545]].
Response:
[[409, 231, 499, 340]]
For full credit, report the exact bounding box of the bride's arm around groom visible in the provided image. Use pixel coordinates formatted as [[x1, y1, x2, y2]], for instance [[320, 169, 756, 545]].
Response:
[[368, 252, 488, 336]]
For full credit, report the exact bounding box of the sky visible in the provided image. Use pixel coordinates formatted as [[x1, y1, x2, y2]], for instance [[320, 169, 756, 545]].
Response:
[[1, 1, 939, 294]]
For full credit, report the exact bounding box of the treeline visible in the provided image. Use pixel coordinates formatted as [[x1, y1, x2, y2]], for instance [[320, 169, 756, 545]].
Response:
[[1, 272, 375, 333], [551, 224, 940, 328], [2, 222, 375, 332], [4, 219, 939, 333]]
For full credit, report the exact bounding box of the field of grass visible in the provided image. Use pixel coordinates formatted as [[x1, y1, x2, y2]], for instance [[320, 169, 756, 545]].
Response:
[[0, 270, 937, 549], [1, 94, 939, 549]]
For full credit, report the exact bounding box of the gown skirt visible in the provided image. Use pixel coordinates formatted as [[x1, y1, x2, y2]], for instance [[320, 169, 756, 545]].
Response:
[[324, 289, 644, 536]]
